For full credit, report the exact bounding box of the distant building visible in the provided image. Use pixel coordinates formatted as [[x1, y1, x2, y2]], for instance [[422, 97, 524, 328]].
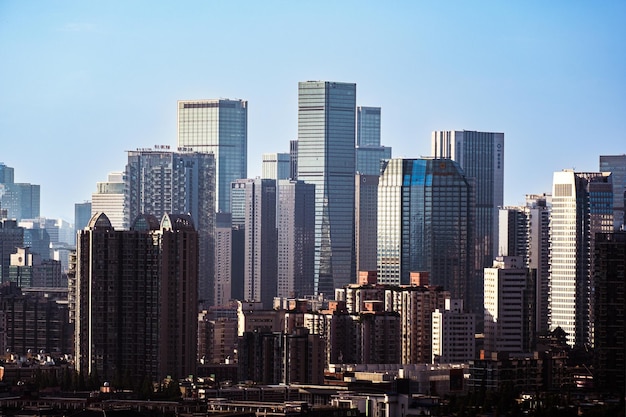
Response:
[[498, 194, 551, 333], [74, 201, 92, 235], [177, 99, 247, 213], [8, 247, 64, 288], [484, 256, 535, 355], [297, 81, 356, 295], [432, 299, 475, 364], [277, 179, 315, 298], [0, 219, 23, 283], [0, 163, 40, 221], [599, 154, 626, 229], [125, 150, 215, 306], [213, 212, 232, 306], [355, 106, 391, 176], [262, 153, 290, 180], [74, 213, 198, 382], [593, 231, 626, 394], [550, 170, 613, 347], [355, 174, 378, 273], [289, 140, 298, 180], [91, 172, 125, 229], [432, 130, 504, 315], [377, 158, 473, 309]]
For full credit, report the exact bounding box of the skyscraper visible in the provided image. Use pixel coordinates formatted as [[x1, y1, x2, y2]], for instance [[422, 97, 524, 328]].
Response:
[[499, 194, 551, 334], [355, 174, 379, 273], [262, 153, 290, 180], [377, 158, 474, 308], [0, 219, 23, 283], [277, 179, 315, 298], [74, 201, 92, 236], [599, 154, 626, 230], [177, 99, 247, 213], [91, 172, 125, 229], [550, 170, 613, 347], [432, 130, 504, 313], [0, 163, 40, 221], [125, 149, 215, 305], [297, 81, 356, 295], [355, 106, 391, 176], [74, 213, 198, 382]]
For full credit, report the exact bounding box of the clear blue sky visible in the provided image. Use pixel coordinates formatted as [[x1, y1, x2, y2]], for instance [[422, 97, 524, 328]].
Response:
[[1, 1, 624, 221]]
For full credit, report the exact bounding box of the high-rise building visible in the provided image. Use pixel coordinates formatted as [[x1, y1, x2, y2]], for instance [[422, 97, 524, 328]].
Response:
[[8, 247, 64, 288], [432, 299, 475, 364], [91, 172, 126, 229], [0, 219, 23, 283], [74, 201, 92, 236], [297, 81, 356, 295], [277, 180, 315, 299], [0, 163, 40, 221], [498, 194, 551, 333], [262, 153, 290, 180], [432, 130, 504, 313], [355, 106, 391, 176], [550, 170, 613, 347], [289, 140, 298, 180], [594, 231, 626, 394], [213, 212, 232, 306], [177, 99, 247, 213], [599, 155, 626, 230], [355, 174, 378, 273], [74, 212, 198, 383], [125, 149, 215, 306], [484, 256, 535, 354], [377, 158, 474, 308], [232, 178, 277, 308]]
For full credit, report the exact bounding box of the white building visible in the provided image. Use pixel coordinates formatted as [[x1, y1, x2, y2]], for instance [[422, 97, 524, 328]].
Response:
[[484, 256, 533, 354], [91, 172, 125, 229], [432, 299, 475, 364]]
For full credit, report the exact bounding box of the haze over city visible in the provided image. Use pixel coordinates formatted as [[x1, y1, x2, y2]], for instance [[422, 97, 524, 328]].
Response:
[[1, 1, 625, 221]]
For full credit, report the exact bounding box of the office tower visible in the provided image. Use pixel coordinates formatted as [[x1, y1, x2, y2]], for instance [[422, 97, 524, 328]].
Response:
[[289, 140, 298, 180], [74, 213, 198, 383], [0, 219, 23, 283], [594, 231, 626, 394], [125, 149, 215, 306], [550, 170, 613, 347], [355, 106, 391, 176], [432, 299, 475, 364], [297, 81, 356, 295], [600, 155, 626, 229], [231, 178, 277, 307], [377, 158, 474, 309], [177, 99, 247, 213], [432, 130, 504, 311], [20, 223, 51, 259], [355, 174, 378, 273], [214, 213, 232, 306], [74, 201, 92, 236], [0, 163, 40, 221], [499, 194, 551, 333], [262, 153, 290, 180], [91, 172, 126, 229], [484, 256, 535, 354], [277, 180, 315, 298]]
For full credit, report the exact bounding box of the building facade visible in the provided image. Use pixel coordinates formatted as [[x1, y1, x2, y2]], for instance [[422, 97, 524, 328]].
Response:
[[262, 153, 290, 180], [355, 106, 391, 176], [0, 163, 40, 221], [377, 158, 473, 308], [74, 213, 198, 383], [432, 130, 504, 314], [177, 99, 247, 213], [432, 299, 475, 364], [599, 154, 626, 230], [297, 81, 356, 295], [355, 174, 379, 273], [550, 170, 613, 347], [91, 172, 126, 230]]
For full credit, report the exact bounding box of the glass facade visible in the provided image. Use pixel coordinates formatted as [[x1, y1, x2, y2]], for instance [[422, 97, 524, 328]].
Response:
[[432, 130, 504, 315], [357, 106, 381, 147], [297, 81, 356, 295], [377, 159, 473, 305], [177, 99, 247, 213], [599, 154, 626, 229], [550, 170, 613, 347]]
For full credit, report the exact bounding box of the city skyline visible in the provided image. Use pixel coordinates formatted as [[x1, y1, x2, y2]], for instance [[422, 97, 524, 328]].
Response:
[[1, 2, 624, 222]]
